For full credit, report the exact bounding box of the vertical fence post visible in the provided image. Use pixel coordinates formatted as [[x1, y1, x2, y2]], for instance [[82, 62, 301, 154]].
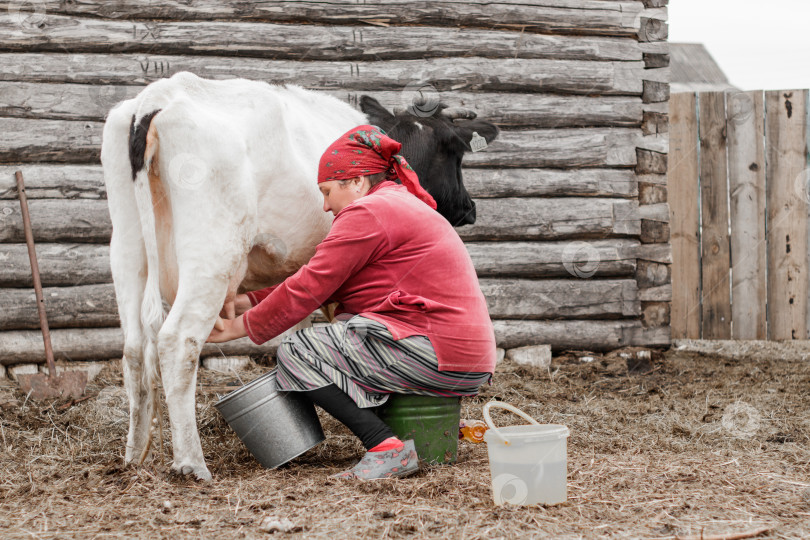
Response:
[[766, 89, 809, 340], [699, 91, 732, 339], [727, 91, 767, 339], [668, 92, 701, 339]]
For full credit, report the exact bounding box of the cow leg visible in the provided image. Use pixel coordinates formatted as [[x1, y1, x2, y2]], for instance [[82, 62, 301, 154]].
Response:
[[110, 225, 157, 464], [156, 280, 230, 482]]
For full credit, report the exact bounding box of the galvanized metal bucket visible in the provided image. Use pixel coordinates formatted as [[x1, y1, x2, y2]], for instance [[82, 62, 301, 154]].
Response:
[[214, 369, 325, 469], [376, 394, 461, 464]]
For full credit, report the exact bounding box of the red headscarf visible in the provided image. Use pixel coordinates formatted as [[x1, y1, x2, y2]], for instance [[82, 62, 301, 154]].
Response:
[[318, 125, 437, 210]]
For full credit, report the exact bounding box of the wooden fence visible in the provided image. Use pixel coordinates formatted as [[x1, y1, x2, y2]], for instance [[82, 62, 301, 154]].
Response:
[[669, 90, 810, 340], [0, 0, 671, 367]]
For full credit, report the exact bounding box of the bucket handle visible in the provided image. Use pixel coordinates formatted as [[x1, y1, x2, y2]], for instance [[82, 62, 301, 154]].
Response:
[[483, 401, 540, 446]]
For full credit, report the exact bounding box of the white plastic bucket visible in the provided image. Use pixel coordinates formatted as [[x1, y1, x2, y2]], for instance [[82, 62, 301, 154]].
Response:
[[483, 402, 570, 506]]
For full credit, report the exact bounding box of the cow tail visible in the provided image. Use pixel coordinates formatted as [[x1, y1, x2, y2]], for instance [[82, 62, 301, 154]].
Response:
[[129, 109, 164, 427]]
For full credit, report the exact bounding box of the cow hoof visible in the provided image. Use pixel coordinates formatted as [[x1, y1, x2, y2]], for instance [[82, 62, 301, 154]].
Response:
[[172, 463, 212, 482]]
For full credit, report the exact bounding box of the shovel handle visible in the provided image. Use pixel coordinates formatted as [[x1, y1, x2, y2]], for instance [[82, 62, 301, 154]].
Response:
[[15, 170, 56, 375]]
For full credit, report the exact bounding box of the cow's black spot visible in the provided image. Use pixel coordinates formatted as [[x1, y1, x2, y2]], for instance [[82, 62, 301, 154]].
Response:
[[128, 109, 162, 181]]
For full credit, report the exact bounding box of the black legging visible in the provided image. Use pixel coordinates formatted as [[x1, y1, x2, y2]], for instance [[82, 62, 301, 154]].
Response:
[[303, 385, 394, 451]]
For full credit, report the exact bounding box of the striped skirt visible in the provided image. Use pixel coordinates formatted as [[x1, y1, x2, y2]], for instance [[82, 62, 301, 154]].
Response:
[[274, 315, 492, 408]]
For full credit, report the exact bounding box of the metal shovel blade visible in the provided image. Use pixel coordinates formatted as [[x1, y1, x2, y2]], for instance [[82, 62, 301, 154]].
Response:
[[17, 371, 88, 400]]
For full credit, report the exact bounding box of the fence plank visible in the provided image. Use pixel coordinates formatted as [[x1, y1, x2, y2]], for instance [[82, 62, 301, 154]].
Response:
[[668, 92, 700, 339], [727, 91, 767, 339], [698, 92, 731, 339], [766, 89, 808, 340]]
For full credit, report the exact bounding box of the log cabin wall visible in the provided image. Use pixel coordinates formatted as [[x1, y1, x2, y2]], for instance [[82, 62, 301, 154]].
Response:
[[0, 0, 671, 366]]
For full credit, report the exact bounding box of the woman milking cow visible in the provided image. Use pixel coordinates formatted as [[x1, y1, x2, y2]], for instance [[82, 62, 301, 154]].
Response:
[[207, 125, 497, 479]]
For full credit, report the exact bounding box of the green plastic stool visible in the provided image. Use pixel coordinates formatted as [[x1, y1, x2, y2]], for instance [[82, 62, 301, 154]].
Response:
[[376, 394, 461, 464]]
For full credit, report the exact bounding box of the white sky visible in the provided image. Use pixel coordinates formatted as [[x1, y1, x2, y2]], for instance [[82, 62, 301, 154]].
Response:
[[668, 0, 810, 91]]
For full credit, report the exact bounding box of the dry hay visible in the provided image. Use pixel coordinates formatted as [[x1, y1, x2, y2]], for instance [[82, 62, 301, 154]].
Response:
[[0, 347, 809, 539]]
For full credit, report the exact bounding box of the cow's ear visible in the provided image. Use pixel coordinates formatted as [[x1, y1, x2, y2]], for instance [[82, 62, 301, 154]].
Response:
[[452, 119, 500, 144], [359, 95, 396, 130]]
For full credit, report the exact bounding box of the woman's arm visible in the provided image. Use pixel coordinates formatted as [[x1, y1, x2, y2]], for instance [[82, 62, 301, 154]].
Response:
[[243, 205, 388, 344]]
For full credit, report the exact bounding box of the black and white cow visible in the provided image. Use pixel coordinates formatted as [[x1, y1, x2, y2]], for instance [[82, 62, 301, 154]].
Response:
[[101, 71, 497, 480]]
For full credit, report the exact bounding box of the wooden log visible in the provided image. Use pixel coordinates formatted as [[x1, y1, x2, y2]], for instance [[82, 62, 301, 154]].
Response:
[[642, 80, 670, 103], [641, 301, 670, 328], [0, 117, 101, 163], [639, 183, 667, 205], [636, 149, 667, 174], [465, 128, 655, 168], [638, 202, 669, 221], [0, 13, 643, 62], [467, 239, 639, 278], [627, 325, 670, 348], [0, 54, 648, 96], [668, 92, 700, 339], [637, 172, 667, 185], [0, 199, 111, 243], [0, 240, 639, 287], [643, 52, 669, 69], [1, 318, 651, 363], [640, 220, 669, 243], [638, 284, 671, 302], [0, 327, 281, 366], [461, 169, 638, 198], [636, 260, 670, 288], [699, 91, 731, 339], [0, 244, 110, 287], [635, 243, 671, 264], [0, 81, 644, 129], [0, 164, 639, 200], [727, 90, 766, 340], [493, 319, 644, 351], [480, 278, 639, 319], [642, 0, 669, 7], [1, 197, 637, 244], [457, 198, 640, 241], [1, 283, 118, 330], [638, 18, 668, 43], [1, 117, 651, 169], [0, 164, 106, 199], [642, 111, 668, 135], [0, 1, 647, 38], [766, 89, 808, 340]]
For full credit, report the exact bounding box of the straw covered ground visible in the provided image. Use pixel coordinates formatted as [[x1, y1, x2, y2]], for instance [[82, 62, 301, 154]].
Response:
[[0, 346, 808, 539]]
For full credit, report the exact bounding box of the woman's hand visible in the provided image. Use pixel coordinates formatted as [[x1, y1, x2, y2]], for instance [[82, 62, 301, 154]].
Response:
[[233, 294, 252, 316], [207, 314, 248, 343], [219, 293, 253, 320]]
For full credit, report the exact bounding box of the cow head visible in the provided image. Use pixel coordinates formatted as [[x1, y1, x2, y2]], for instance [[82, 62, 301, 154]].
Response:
[[359, 95, 499, 226]]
